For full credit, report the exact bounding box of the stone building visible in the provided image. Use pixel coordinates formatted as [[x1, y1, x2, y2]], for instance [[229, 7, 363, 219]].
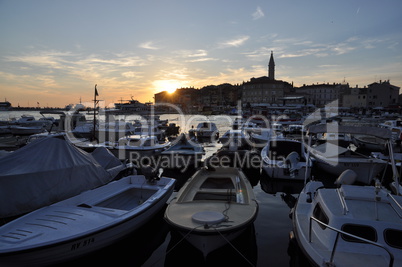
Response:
[[342, 86, 368, 108], [297, 82, 350, 107], [342, 80, 400, 108], [366, 80, 399, 108], [154, 88, 198, 112]]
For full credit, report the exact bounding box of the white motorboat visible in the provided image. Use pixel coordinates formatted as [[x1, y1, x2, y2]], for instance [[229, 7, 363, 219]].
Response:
[[190, 122, 219, 141], [159, 133, 205, 169], [306, 124, 389, 185], [96, 120, 138, 142], [0, 174, 175, 266], [261, 137, 312, 180], [131, 125, 166, 141], [291, 170, 402, 267], [218, 129, 251, 149], [291, 124, 402, 266], [109, 135, 171, 161], [164, 167, 258, 257]]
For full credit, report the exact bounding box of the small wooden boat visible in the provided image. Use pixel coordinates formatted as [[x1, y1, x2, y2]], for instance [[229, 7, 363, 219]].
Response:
[[352, 134, 387, 152], [0, 174, 176, 266], [164, 167, 258, 257]]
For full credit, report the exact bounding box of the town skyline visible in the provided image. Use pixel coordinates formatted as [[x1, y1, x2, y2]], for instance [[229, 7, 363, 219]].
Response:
[[1, 1, 401, 108]]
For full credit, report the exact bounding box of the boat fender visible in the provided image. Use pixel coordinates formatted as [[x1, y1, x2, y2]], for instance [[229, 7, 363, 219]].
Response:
[[334, 169, 357, 186]]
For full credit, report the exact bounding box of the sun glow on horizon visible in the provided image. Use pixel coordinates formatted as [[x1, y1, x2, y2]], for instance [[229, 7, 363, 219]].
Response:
[[153, 79, 186, 94]]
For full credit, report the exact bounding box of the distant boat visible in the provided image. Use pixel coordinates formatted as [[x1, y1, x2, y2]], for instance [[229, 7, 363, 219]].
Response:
[[96, 120, 138, 142], [107, 135, 171, 161], [352, 134, 387, 152], [0, 174, 176, 266], [261, 137, 312, 180], [9, 125, 47, 135], [219, 129, 251, 149], [306, 124, 388, 185], [159, 133, 205, 169], [164, 167, 258, 257], [189, 122, 219, 141]]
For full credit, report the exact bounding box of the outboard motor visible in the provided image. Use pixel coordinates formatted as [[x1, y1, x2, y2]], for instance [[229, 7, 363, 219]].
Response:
[[141, 165, 162, 184], [285, 151, 300, 173]]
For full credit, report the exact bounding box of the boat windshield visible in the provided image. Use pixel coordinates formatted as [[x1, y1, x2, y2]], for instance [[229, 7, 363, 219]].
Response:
[[128, 138, 142, 146]]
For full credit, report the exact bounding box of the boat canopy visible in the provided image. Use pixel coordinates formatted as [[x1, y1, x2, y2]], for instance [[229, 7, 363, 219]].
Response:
[[307, 124, 392, 139], [0, 136, 125, 218]]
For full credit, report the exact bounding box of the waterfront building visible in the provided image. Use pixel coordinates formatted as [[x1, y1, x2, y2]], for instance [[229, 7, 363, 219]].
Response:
[[154, 88, 198, 113], [342, 80, 400, 109], [366, 80, 399, 108], [343, 86, 368, 108], [296, 82, 350, 108]]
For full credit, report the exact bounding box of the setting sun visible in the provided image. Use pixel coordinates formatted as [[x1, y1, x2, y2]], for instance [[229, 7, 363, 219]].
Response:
[[153, 79, 185, 94]]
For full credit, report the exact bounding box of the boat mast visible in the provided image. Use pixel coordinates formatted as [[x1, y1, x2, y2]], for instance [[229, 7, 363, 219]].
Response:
[[93, 84, 99, 141]]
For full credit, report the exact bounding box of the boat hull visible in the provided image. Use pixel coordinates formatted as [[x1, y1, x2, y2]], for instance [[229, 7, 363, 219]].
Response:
[[312, 154, 386, 184], [170, 221, 252, 258], [0, 176, 175, 266]]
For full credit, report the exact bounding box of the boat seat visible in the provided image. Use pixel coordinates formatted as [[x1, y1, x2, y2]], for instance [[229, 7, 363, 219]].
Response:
[[334, 169, 357, 185], [193, 189, 236, 202]]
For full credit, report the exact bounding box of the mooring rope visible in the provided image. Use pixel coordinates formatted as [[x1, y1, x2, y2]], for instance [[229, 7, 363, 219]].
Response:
[[148, 225, 204, 266], [213, 227, 256, 267]]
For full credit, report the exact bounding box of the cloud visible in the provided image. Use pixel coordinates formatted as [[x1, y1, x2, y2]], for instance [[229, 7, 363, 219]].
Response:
[[121, 71, 143, 79], [4, 51, 75, 69], [218, 36, 250, 48], [186, 57, 218, 63], [252, 7, 264, 20], [138, 41, 160, 50], [175, 49, 208, 58]]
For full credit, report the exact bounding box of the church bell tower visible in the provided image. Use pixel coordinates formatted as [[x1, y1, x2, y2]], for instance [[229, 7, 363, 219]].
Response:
[[268, 51, 275, 80]]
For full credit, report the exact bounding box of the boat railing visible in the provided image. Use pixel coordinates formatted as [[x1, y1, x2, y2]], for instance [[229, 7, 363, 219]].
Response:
[[336, 188, 349, 215], [309, 216, 394, 267], [387, 192, 402, 218]]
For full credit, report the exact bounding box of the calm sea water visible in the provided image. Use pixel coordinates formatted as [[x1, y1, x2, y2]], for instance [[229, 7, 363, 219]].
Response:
[[1, 111, 311, 266]]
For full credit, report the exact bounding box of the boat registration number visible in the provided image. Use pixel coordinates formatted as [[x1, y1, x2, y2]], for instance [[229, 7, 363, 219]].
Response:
[[71, 237, 95, 251], [343, 163, 359, 167]]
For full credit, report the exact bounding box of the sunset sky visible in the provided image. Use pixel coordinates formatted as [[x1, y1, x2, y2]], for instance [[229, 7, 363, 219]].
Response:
[[1, 0, 401, 108]]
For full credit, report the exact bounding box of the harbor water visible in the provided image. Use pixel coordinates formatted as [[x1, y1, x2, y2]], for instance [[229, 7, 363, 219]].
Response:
[[0, 111, 326, 266]]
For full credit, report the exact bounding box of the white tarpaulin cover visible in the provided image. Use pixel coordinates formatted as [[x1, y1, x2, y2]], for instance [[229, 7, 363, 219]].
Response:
[[0, 136, 124, 218]]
